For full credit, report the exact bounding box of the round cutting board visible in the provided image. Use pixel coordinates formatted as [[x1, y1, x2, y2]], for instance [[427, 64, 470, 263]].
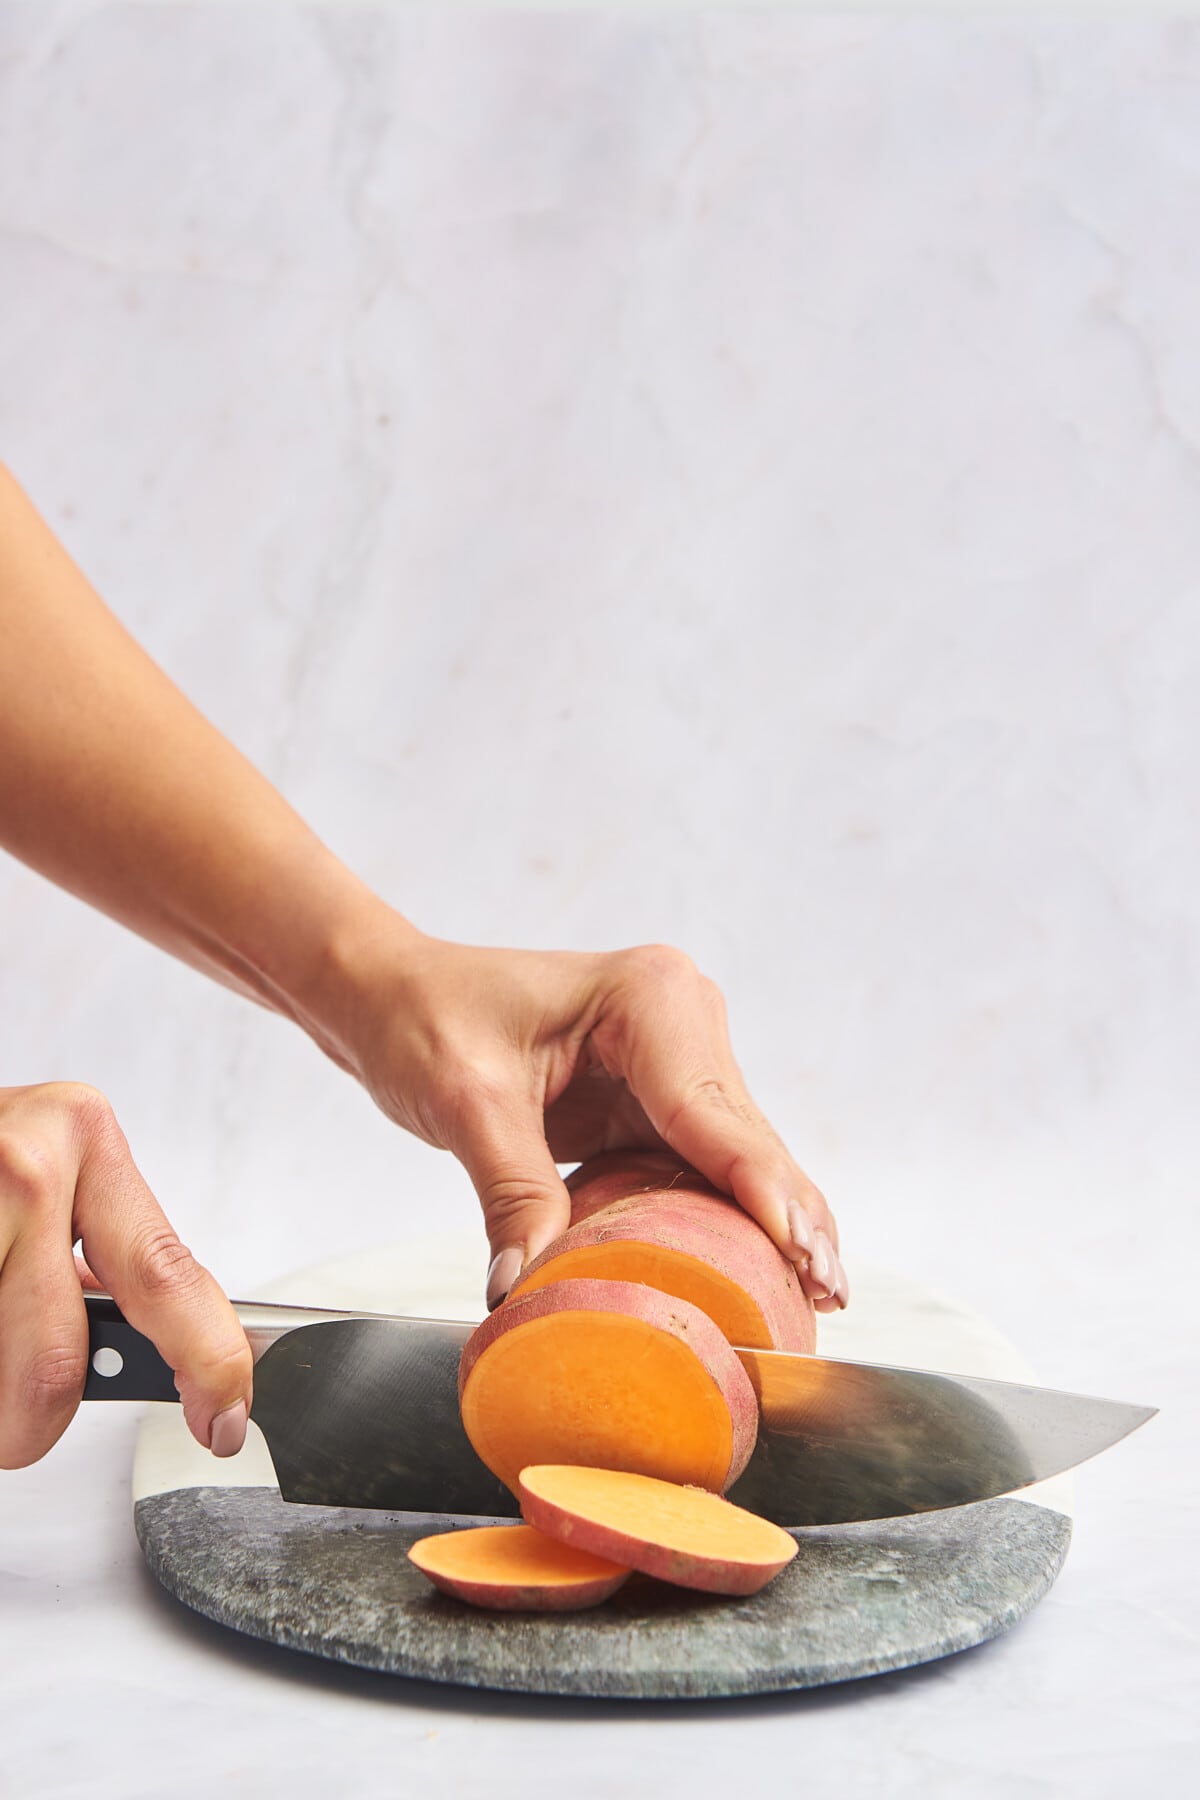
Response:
[[132, 1243, 1072, 1699]]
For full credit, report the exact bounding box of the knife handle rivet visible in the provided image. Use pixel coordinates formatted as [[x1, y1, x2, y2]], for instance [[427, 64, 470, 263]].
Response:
[[91, 1347, 124, 1380]]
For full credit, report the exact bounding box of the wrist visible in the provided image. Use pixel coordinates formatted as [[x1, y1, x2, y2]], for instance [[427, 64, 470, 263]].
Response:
[[277, 867, 426, 1077]]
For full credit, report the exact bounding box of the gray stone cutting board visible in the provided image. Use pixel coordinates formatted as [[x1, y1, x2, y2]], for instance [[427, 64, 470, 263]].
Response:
[[132, 1244, 1073, 1699]]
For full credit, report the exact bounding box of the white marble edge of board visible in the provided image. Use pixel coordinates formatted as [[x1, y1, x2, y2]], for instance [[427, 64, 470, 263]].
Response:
[[130, 1245, 1075, 1517]]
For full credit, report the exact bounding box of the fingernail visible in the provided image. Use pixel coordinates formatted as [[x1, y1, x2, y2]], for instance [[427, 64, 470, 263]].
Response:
[[486, 1247, 524, 1312], [835, 1258, 850, 1309], [786, 1200, 815, 1260], [809, 1231, 835, 1297], [209, 1400, 247, 1459]]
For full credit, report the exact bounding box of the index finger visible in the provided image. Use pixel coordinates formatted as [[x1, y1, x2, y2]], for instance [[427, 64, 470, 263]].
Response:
[[594, 948, 848, 1309], [74, 1115, 253, 1454]]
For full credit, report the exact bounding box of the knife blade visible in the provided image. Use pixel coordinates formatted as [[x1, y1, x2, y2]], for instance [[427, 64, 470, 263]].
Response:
[[81, 1292, 1155, 1526]]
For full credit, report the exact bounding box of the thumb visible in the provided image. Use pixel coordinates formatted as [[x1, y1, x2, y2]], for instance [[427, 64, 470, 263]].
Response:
[[457, 1105, 572, 1310]]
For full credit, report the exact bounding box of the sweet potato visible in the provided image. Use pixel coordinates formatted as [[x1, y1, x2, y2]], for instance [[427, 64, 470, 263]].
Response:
[[458, 1277, 758, 1496], [510, 1151, 815, 1353], [519, 1464, 799, 1597], [408, 1522, 631, 1612]]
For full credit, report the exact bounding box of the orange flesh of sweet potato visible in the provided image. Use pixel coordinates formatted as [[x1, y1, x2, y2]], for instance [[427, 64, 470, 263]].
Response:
[[518, 1465, 799, 1597], [510, 1152, 814, 1354], [458, 1278, 758, 1496], [408, 1523, 631, 1612], [513, 1236, 771, 1349]]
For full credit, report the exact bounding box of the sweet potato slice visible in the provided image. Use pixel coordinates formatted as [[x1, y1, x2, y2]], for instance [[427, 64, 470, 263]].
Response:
[[458, 1278, 758, 1496], [408, 1523, 630, 1611], [510, 1151, 815, 1353], [519, 1465, 799, 1597]]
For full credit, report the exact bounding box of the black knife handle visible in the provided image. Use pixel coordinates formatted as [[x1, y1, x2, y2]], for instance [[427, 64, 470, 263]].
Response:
[[82, 1293, 180, 1403]]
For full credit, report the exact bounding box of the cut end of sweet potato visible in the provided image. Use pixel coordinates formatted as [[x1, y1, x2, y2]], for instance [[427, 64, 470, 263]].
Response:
[[518, 1465, 799, 1597], [408, 1523, 631, 1612], [459, 1278, 758, 1496]]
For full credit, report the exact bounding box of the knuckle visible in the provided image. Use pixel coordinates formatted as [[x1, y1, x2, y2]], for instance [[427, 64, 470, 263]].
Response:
[[22, 1342, 87, 1414], [35, 1080, 119, 1139], [687, 1076, 762, 1129], [441, 1059, 512, 1138], [54, 1081, 115, 1131], [0, 1131, 59, 1212], [190, 1334, 253, 1395], [479, 1192, 531, 1244], [0, 1083, 126, 1214], [58, 1083, 126, 1159], [620, 942, 698, 988], [477, 1172, 544, 1226], [128, 1229, 205, 1303]]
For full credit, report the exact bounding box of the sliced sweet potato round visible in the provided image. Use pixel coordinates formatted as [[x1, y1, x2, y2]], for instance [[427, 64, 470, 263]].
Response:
[[458, 1277, 758, 1496], [408, 1523, 630, 1612], [518, 1464, 799, 1597], [510, 1151, 815, 1353]]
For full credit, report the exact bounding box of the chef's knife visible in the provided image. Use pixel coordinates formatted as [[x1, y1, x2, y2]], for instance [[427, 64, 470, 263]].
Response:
[[82, 1292, 1155, 1527]]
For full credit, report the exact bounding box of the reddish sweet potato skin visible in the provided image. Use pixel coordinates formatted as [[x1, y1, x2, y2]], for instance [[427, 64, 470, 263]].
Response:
[[458, 1276, 759, 1491], [518, 1475, 798, 1598], [511, 1151, 815, 1353], [564, 1151, 699, 1224]]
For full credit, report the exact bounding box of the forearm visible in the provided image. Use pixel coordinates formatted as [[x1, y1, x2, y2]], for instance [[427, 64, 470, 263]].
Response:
[[0, 471, 844, 1313], [0, 464, 412, 1051]]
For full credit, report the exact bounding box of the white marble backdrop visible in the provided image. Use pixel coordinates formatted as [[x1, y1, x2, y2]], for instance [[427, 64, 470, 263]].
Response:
[[1, 6, 1197, 1793]]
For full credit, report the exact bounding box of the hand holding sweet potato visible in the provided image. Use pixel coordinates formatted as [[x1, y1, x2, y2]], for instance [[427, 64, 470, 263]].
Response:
[[311, 931, 847, 1313]]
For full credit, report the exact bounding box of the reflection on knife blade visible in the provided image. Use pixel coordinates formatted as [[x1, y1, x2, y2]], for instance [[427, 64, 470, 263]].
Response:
[[79, 1295, 1155, 1524], [237, 1311, 1156, 1525]]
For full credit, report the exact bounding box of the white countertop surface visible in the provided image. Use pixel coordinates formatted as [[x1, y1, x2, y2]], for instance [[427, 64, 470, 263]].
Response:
[[1, 4, 1197, 1794]]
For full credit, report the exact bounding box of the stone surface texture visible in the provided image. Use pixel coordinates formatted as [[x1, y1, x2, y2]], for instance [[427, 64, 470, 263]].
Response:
[[134, 1486, 1071, 1699]]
